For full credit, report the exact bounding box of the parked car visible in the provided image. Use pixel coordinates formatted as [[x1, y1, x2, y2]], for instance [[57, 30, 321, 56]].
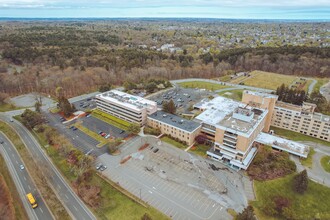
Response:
[[153, 148, 159, 153], [86, 98, 92, 101], [86, 114, 91, 117], [20, 165, 25, 170], [0, 139, 3, 144], [72, 127, 78, 131], [101, 133, 106, 137], [98, 131, 103, 135], [99, 165, 107, 171], [120, 130, 125, 134], [105, 134, 110, 139], [96, 163, 102, 170]]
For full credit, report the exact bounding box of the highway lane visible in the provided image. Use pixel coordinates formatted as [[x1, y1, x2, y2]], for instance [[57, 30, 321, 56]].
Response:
[[0, 114, 96, 220], [0, 132, 53, 220]]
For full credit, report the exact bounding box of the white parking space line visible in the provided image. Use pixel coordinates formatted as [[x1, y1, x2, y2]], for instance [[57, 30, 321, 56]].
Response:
[[65, 194, 69, 199], [73, 205, 78, 211], [28, 185, 31, 190], [15, 160, 18, 164], [40, 208, 44, 213], [23, 176, 26, 181]]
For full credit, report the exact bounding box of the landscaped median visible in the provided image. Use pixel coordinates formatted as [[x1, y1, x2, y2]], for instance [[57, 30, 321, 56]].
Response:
[[92, 109, 131, 130], [73, 122, 109, 147], [321, 156, 330, 173]]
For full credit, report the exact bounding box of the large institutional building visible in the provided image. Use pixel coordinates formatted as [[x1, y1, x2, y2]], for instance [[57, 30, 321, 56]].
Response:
[[95, 90, 157, 126], [147, 111, 201, 145], [95, 89, 329, 170], [194, 91, 309, 170]]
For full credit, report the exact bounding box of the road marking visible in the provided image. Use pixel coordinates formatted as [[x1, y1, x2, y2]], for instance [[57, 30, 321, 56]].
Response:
[[213, 203, 216, 208], [73, 205, 78, 211], [28, 185, 31, 190], [65, 194, 69, 199], [58, 184, 61, 190], [40, 208, 44, 213], [12, 153, 14, 157], [15, 160, 18, 164], [24, 176, 26, 181], [148, 190, 153, 194], [152, 186, 156, 190]]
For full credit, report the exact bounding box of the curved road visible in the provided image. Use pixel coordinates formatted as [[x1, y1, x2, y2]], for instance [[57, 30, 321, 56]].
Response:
[[170, 78, 274, 93], [0, 132, 53, 220], [0, 113, 96, 220]]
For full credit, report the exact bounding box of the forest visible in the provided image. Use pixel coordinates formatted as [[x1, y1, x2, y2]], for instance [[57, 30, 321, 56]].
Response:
[[0, 20, 329, 97]]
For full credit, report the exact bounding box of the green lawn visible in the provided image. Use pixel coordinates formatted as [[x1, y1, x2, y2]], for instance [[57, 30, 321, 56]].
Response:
[[92, 109, 131, 130], [161, 136, 187, 149], [300, 148, 315, 168], [243, 70, 297, 90], [313, 78, 330, 93], [218, 89, 243, 101], [0, 154, 28, 220], [189, 144, 209, 157], [321, 156, 330, 173], [0, 103, 21, 112], [178, 81, 230, 91], [271, 126, 330, 147], [252, 174, 330, 220]]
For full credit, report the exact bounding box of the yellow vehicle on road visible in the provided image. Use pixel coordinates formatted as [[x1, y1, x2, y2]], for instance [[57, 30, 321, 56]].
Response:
[[26, 193, 38, 209]]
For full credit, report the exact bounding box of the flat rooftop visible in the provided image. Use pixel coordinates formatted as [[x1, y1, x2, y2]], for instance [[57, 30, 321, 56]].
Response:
[[148, 111, 201, 133], [96, 90, 157, 111], [243, 90, 278, 99], [256, 132, 309, 158], [195, 96, 267, 135]]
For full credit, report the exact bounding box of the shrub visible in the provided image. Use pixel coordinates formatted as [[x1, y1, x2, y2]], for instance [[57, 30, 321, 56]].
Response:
[[195, 134, 207, 144], [293, 170, 308, 194], [236, 205, 256, 220]]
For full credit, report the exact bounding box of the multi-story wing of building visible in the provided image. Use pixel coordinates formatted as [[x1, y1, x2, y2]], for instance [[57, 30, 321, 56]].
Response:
[[271, 101, 330, 142], [95, 90, 158, 126]]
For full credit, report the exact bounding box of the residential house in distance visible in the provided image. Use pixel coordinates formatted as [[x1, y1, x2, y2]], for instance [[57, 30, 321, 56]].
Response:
[[147, 111, 201, 145], [95, 90, 157, 126]]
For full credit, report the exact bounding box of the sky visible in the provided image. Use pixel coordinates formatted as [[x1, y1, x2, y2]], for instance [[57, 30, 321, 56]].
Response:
[[0, 0, 329, 20]]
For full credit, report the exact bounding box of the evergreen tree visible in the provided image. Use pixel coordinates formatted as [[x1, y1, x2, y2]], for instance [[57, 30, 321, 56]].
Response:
[[293, 170, 308, 194], [237, 205, 256, 220], [162, 99, 176, 114]]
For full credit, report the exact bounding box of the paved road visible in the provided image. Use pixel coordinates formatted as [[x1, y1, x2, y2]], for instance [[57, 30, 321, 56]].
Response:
[[170, 78, 274, 93], [0, 132, 53, 220], [0, 113, 96, 220], [308, 78, 317, 94]]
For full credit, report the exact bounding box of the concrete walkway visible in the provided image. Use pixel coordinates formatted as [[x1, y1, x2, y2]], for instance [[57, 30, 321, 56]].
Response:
[[290, 151, 330, 188]]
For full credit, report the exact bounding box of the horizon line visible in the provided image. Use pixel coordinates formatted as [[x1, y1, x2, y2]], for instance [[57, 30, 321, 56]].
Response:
[[0, 17, 329, 21]]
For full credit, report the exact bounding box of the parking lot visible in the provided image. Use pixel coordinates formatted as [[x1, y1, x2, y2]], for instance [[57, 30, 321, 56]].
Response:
[[98, 136, 247, 220], [42, 110, 108, 157], [72, 97, 97, 111], [149, 87, 212, 114], [77, 115, 129, 139]]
